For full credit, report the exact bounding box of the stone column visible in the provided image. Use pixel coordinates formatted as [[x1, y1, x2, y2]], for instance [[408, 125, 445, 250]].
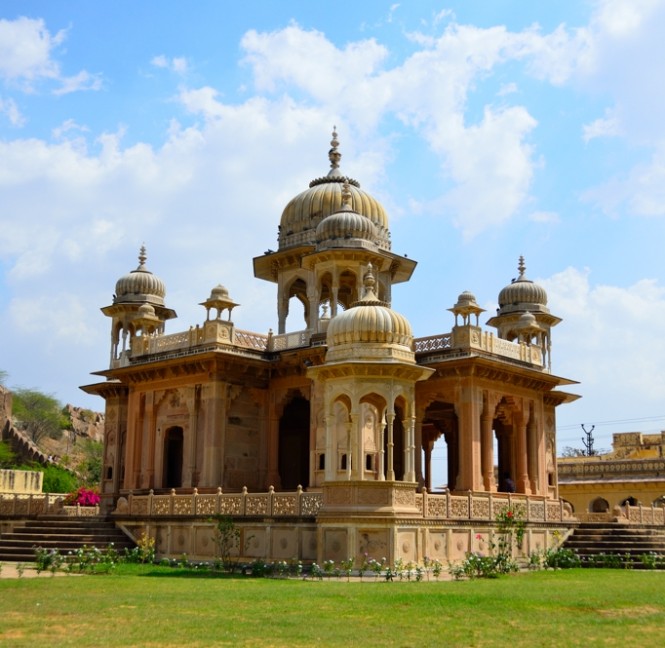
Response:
[[350, 411, 361, 480], [405, 415, 416, 482], [386, 412, 395, 481], [481, 393, 496, 492], [324, 415, 335, 481], [515, 410, 531, 494], [455, 383, 483, 491], [414, 414, 424, 487], [202, 378, 227, 488], [378, 414, 386, 481]]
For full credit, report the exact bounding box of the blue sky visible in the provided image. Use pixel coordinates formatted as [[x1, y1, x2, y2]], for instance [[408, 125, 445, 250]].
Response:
[[2, 1, 665, 476]]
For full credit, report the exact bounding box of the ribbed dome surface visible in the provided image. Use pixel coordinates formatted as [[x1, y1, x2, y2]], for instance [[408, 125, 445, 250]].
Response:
[[315, 186, 378, 247], [497, 257, 548, 310], [326, 265, 413, 350], [278, 130, 390, 250], [327, 304, 413, 346], [115, 247, 166, 305]]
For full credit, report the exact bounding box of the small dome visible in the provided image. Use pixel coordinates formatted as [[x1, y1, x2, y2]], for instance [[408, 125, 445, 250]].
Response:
[[210, 284, 229, 299], [137, 303, 156, 317], [315, 182, 378, 247], [115, 246, 166, 305], [517, 312, 537, 328], [327, 265, 413, 349], [455, 291, 479, 308], [497, 257, 548, 311], [279, 129, 390, 250]]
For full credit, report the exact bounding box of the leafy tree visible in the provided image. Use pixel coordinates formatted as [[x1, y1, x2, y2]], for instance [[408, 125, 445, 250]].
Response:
[[0, 440, 16, 468], [12, 388, 70, 443], [0, 369, 8, 386], [76, 439, 103, 486]]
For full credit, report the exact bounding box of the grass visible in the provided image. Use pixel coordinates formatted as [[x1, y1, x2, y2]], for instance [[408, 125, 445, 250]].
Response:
[[1, 566, 664, 647]]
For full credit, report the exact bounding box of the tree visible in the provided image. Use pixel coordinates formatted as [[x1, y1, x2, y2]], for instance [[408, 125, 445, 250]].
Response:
[[0, 440, 16, 468], [559, 446, 587, 458], [0, 369, 8, 386], [11, 388, 70, 444]]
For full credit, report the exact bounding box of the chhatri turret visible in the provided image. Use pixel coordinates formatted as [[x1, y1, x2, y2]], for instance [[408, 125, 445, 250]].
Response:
[[486, 256, 561, 370], [253, 128, 416, 336], [101, 246, 176, 367]]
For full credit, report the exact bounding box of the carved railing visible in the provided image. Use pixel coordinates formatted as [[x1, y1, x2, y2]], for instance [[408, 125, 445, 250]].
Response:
[[414, 334, 452, 353], [419, 491, 562, 523], [558, 458, 665, 479], [0, 493, 99, 517], [234, 329, 269, 351], [117, 486, 323, 518], [415, 328, 543, 368]]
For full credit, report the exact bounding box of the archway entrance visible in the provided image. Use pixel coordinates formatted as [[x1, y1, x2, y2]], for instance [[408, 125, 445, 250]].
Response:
[[163, 426, 183, 488], [278, 397, 311, 490]]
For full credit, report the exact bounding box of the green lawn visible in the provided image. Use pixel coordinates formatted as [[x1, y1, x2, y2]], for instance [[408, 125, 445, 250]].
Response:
[[1, 567, 664, 647]]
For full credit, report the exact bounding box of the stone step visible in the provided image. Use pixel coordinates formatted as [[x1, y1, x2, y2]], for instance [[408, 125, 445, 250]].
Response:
[[0, 517, 135, 562], [563, 523, 665, 568]]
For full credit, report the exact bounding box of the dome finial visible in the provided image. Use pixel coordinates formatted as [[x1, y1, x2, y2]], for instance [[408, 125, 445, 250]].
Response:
[[138, 244, 147, 269], [328, 126, 342, 175], [363, 263, 377, 297], [341, 181, 352, 210], [518, 255, 526, 279]]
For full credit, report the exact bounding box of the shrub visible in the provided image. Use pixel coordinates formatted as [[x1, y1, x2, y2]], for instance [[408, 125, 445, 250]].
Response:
[[40, 464, 79, 493], [64, 486, 100, 506], [544, 547, 581, 569]]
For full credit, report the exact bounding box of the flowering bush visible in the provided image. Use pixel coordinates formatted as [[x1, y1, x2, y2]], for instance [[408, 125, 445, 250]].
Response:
[[64, 486, 101, 506]]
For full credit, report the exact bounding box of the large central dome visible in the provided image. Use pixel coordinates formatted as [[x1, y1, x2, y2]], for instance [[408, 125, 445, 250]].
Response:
[[278, 129, 390, 251]]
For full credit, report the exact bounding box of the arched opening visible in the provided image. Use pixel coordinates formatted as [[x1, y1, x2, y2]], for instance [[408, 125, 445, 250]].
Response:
[[494, 406, 515, 492], [163, 426, 184, 489], [337, 269, 358, 309], [621, 496, 639, 507], [284, 277, 308, 332], [278, 396, 311, 490], [590, 497, 610, 513], [422, 400, 458, 491]]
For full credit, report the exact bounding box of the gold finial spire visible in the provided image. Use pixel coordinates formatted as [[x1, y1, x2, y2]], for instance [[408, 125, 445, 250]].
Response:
[[328, 126, 342, 175], [518, 255, 526, 278], [138, 244, 147, 269]]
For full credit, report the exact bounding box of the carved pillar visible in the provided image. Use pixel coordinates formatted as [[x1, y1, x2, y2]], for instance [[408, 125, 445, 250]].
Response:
[[202, 378, 227, 488], [144, 392, 156, 489], [324, 415, 335, 481], [183, 386, 200, 488], [515, 409, 531, 494], [405, 415, 416, 482], [378, 413, 386, 481], [386, 411, 395, 481], [423, 441, 432, 491], [481, 393, 496, 492], [414, 413, 424, 487], [350, 411, 361, 480], [455, 383, 483, 491]]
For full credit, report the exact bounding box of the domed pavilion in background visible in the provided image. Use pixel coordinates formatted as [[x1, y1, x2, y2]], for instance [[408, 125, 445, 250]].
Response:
[[82, 130, 580, 566]]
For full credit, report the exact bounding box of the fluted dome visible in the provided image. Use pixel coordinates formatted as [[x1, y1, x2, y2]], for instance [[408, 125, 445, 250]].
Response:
[[115, 246, 166, 306], [315, 182, 378, 248], [497, 256, 548, 312], [279, 129, 390, 251], [326, 266, 413, 350], [210, 284, 229, 299]]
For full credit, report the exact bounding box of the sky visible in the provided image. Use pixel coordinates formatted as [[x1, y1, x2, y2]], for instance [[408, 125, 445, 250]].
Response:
[[2, 1, 665, 477]]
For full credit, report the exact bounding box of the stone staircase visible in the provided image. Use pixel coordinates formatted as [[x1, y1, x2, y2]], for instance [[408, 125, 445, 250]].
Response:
[[0, 517, 135, 562], [563, 522, 665, 568]]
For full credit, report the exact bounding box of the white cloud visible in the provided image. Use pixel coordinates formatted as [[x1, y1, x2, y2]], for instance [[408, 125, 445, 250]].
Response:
[[0, 96, 25, 126], [543, 267, 665, 410], [582, 143, 665, 216], [583, 108, 621, 141], [529, 210, 560, 224], [0, 17, 100, 94], [151, 55, 189, 75]]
